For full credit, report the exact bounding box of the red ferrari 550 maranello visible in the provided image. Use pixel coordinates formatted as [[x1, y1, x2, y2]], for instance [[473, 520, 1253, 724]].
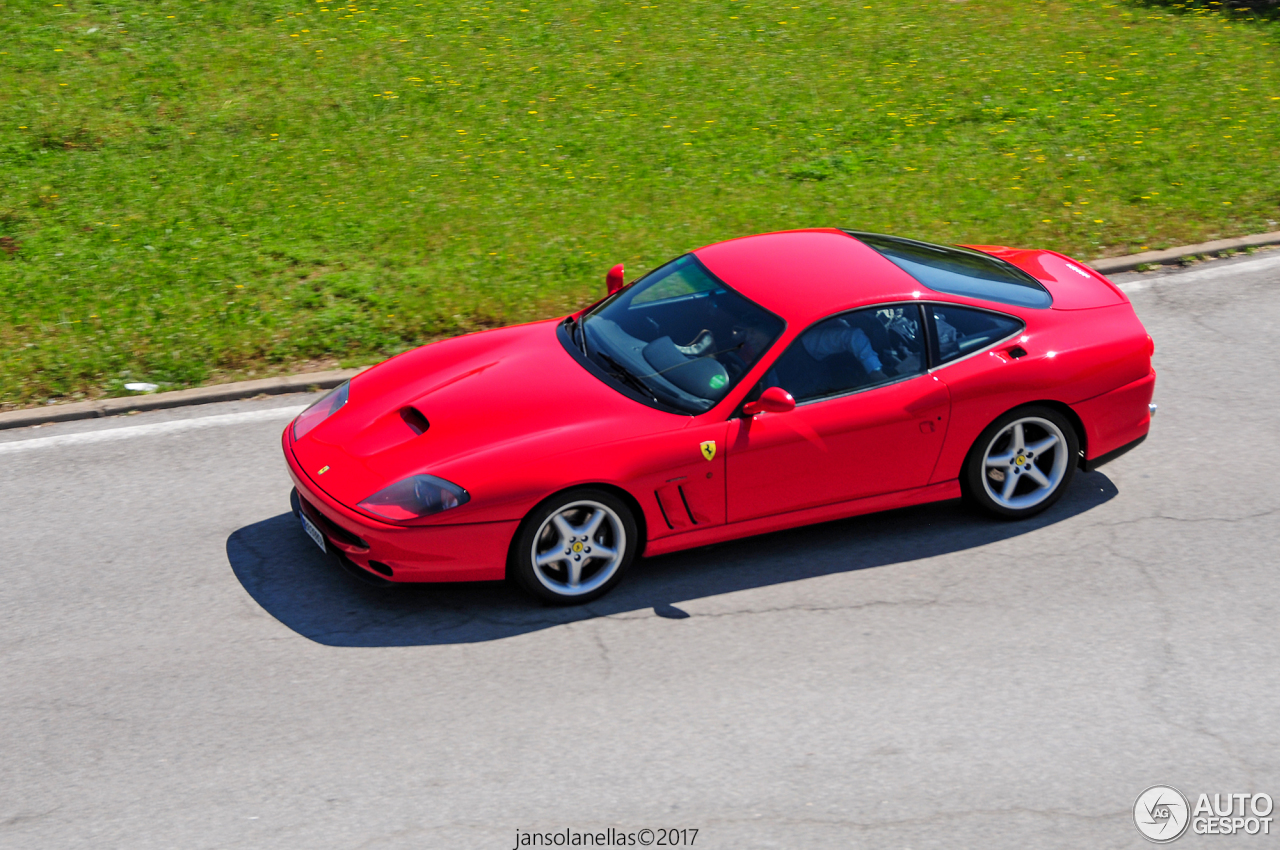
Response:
[[283, 229, 1156, 603]]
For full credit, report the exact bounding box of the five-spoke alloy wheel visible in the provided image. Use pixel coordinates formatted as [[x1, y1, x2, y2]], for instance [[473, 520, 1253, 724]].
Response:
[[964, 405, 1079, 519], [511, 488, 638, 604]]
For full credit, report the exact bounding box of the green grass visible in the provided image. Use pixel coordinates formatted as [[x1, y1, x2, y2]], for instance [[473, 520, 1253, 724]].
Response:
[[2, 0, 1279, 405]]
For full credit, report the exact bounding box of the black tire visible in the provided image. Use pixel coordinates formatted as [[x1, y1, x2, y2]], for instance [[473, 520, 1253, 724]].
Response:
[[510, 488, 639, 605], [963, 405, 1080, 520]]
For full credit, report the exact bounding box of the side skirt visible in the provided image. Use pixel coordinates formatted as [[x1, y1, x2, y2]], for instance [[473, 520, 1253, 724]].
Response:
[[642, 480, 963, 558]]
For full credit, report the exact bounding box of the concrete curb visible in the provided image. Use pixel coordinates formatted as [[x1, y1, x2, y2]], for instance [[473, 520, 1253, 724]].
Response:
[[1086, 230, 1280, 275], [0, 368, 363, 431], [5, 229, 1278, 431]]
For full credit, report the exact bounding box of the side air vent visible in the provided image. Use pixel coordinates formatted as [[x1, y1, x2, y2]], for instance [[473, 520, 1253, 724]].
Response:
[[400, 406, 430, 436], [655, 484, 695, 530]]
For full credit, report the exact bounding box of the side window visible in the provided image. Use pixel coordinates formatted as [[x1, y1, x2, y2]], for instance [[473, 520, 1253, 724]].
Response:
[[929, 305, 1024, 365], [760, 305, 927, 403]]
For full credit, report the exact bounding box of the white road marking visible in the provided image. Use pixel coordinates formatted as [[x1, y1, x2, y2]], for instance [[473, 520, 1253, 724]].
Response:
[[1116, 251, 1280, 292], [0, 405, 306, 455]]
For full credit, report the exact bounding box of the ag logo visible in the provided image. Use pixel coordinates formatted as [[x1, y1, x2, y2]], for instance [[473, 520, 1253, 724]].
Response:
[[1134, 785, 1191, 843], [700, 440, 716, 461]]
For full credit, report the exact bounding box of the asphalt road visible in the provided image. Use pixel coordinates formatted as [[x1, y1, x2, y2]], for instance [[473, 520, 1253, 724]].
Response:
[[3, 251, 1280, 849]]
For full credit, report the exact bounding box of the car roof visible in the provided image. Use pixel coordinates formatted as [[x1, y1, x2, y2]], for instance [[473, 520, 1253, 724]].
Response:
[[693, 228, 928, 326]]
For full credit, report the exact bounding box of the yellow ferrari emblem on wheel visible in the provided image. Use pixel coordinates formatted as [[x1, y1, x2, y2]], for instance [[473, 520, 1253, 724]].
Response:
[[700, 440, 717, 461]]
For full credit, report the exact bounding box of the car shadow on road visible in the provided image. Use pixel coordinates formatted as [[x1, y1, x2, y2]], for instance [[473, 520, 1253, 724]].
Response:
[[227, 472, 1117, 647]]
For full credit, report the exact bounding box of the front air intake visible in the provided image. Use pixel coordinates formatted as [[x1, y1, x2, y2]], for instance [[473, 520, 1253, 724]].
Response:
[[298, 493, 370, 550]]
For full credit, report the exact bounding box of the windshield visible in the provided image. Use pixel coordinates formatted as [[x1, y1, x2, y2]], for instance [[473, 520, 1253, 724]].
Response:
[[577, 254, 785, 414]]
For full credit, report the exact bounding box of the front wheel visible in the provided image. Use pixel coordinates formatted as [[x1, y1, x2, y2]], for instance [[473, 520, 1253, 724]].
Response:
[[510, 489, 638, 604], [964, 406, 1079, 519]]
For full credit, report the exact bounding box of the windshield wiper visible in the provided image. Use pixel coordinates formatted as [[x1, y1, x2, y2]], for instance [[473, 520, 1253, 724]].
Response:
[[594, 351, 659, 402], [568, 313, 586, 353]]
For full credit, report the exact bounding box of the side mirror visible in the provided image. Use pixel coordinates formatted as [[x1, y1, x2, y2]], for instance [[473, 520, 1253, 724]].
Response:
[[742, 386, 796, 417], [606, 263, 625, 295]]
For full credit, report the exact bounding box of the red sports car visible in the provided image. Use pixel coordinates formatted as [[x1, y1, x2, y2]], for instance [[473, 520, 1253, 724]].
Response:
[[283, 229, 1155, 603]]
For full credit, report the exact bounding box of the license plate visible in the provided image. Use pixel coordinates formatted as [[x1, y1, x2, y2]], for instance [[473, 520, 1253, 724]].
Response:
[[299, 511, 326, 554]]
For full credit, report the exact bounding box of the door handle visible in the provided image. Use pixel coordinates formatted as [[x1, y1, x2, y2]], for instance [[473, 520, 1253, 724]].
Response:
[[918, 413, 943, 434]]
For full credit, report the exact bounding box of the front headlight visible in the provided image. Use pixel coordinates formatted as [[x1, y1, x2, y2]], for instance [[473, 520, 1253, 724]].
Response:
[[293, 381, 349, 440], [357, 474, 471, 521]]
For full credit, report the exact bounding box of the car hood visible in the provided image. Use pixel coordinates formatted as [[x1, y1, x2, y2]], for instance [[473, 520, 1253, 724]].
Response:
[[290, 319, 679, 510]]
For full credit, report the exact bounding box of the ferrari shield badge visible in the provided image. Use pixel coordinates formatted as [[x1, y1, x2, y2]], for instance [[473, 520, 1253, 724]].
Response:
[[700, 440, 717, 462]]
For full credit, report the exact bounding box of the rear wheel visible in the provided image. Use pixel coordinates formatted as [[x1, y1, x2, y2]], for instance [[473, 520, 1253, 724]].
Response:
[[511, 489, 637, 604], [964, 406, 1079, 519]]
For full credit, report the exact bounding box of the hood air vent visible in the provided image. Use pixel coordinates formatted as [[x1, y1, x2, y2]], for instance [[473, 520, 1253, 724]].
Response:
[[399, 406, 430, 436]]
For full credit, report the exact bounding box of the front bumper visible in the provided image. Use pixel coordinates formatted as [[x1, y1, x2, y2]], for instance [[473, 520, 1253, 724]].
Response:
[[282, 427, 516, 583]]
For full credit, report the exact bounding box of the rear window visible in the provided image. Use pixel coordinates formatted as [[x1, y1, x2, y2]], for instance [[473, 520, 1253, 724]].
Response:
[[849, 231, 1053, 309]]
